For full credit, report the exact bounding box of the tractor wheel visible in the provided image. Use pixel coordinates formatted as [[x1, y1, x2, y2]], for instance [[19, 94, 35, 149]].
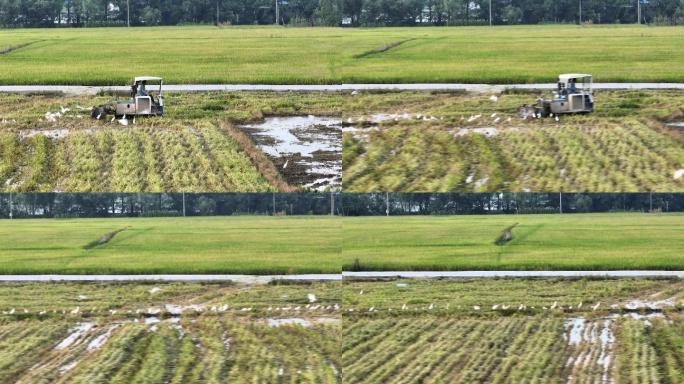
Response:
[[91, 106, 105, 120], [537, 105, 550, 118]]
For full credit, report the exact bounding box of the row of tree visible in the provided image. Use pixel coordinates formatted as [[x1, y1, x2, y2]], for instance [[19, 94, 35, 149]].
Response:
[[1, 193, 681, 218], [341, 193, 684, 215], [2, 0, 684, 27], [0, 193, 339, 218]]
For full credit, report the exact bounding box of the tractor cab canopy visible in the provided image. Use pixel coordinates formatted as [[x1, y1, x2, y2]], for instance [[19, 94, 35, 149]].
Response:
[[557, 74, 592, 94], [132, 76, 163, 96]]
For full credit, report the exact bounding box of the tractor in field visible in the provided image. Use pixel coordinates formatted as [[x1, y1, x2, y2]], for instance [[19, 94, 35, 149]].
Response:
[[519, 74, 594, 118], [91, 76, 164, 119]]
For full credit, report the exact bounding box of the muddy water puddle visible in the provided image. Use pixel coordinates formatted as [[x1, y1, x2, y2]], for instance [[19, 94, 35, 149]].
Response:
[[239, 116, 341, 191]]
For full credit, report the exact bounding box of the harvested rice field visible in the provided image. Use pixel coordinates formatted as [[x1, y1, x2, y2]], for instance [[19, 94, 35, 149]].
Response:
[[342, 278, 684, 383], [0, 281, 341, 383], [0, 92, 346, 192], [342, 90, 684, 192]]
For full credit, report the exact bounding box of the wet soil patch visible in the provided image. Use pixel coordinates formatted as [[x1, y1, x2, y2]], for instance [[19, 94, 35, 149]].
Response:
[[239, 116, 341, 191]]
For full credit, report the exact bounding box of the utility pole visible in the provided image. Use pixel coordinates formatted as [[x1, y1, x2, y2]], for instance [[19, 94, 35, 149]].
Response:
[[182, 192, 186, 217], [514, 192, 519, 215], [216, 0, 220, 25], [559, 191, 563, 214], [126, 0, 130, 27], [8, 192, 13, 220], [578, 0, 582, 24], [330, 192, 335, 216], [385, 192, 389, 216], [489, 0, 492, 26], [637, 0, 641, 24], [649, 192, 653, 212], [272, 193, 276, 216], [275, 0, 279, 25]]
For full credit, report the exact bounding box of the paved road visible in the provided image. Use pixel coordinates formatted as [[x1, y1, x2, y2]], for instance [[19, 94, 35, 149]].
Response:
[[1, 83, 683, 95], [0, 271, 681, 282], [0, 274, 341, 283], [343, 271, 684, 279]]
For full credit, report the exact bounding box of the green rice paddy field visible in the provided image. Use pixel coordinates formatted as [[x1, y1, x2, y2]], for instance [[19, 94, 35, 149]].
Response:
[[0, 216, 340, 274], [1, 212, 682, 274], [1, 25, 684, 84], [342, 213, 684, 271]]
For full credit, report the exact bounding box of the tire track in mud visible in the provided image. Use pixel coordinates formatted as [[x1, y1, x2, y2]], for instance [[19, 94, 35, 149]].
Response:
[[538, 128, 586, 191], [417, 321, 485, 383], [177, 127, 220, 191], [0, 322, 71, 383], [2, 137, 33, 192], [630, 119, 684, 173], [393, 129, 435, 191], [343, 126, 413, 190], [146, 129, 172, 192], [424, 321, 489, 383], [188, 125, 233, 191], [15, 323, 113, 383], [94, 131, 114, 191]]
